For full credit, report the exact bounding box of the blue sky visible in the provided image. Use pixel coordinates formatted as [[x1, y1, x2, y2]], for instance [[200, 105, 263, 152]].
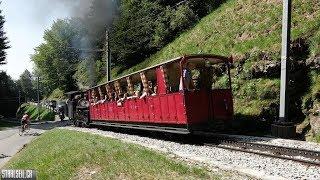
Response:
[[0, 0, 78, 79]]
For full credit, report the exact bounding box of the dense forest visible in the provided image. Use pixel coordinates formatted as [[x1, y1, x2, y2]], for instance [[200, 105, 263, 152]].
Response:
[[31, 0, 223, 98]]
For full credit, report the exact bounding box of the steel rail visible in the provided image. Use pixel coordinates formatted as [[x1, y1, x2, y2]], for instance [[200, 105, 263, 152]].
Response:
[[195, 132, 320, 162], [218, 140, 320, 161], [80, 126, 320, 166], [198, 134, 320, 167], [205, 142, 320, 166]]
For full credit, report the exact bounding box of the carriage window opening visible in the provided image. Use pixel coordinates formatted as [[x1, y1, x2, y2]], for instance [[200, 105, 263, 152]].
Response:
[[180, 62, 199, 91], [119, 80, 128, 97], [134, 83, 142, 92], [126, 74, 142, 99], [211, 63, 230, 89], [140, 69, 157, 98], [98, 86, 107, 103], [191, 69, 200, 90], [126, 77, 134, 96], [94, 88, 100, 100], [115, 79, 128, 106], [113, 81, 120, 100], [181, 60, 226, 91], [166, 62, 180, 92], [90, 89, 99, 105], [105, 84, 114, 101]]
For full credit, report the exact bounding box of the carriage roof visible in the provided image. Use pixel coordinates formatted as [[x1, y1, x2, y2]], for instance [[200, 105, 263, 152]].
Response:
[[89, 54, 232, 90]]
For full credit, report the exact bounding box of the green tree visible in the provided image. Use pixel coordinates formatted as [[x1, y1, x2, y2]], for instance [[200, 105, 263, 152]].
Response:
[[0, 1, 9, 65], [32, 19, 87, 96], [0, 71, 20, 117], [109, 0, 218, 67], [18, 70, 36, 101]]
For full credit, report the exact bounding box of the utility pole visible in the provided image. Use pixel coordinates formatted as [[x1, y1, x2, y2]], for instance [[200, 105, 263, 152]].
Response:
[[105, 30, 111, 82], [271, 0, 296, 138]]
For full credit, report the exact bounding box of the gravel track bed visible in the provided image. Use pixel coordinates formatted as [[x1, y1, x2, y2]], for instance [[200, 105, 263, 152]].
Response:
[[60, 127, 320, 180], [223, 134, 320, 152]]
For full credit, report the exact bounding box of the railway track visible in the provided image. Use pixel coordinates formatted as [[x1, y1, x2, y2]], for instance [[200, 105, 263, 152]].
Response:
[[198, 133, 320, 167], [86, 125, 320, 166]]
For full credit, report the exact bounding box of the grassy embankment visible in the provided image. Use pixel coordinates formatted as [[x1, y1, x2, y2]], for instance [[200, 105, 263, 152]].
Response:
[[316, 134, 320, 143], [16, 103, 55, 122], [116, 0, 320, 134], [5, 129, 218, 179]]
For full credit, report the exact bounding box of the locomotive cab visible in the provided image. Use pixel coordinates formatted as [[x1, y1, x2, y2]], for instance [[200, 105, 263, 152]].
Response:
[[65, 91, 83, 120]]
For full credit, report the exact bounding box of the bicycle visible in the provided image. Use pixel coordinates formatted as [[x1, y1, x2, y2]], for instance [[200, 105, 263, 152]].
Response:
[[19, 121, 30, 136]]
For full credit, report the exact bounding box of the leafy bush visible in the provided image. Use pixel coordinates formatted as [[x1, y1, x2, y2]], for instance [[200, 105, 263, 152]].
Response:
[[48, 88, 65, 100], [16, 103, 30, 119], [40, 109, 55, 121]]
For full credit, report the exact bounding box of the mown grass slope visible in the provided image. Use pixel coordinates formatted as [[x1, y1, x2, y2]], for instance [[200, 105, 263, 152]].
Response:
[[121, 0, 319, 73], [16, 103, 55, 121], [5, 129, 217, 179], [117, 0, 320, 130]]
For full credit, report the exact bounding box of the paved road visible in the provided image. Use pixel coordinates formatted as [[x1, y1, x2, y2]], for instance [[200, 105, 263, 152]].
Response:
[[0, 121, 70, 168]]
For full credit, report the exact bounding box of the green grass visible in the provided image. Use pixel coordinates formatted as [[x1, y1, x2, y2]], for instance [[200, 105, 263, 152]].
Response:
[[119, 0, 320, 76], [5, 129, 219, 179], [316, 133, 320, 143], [48, 88, 65, 100], [113, 0, 320, 123], [17, 103, 55, 122]]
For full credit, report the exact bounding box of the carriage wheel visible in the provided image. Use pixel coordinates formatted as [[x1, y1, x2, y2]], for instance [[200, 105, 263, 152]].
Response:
[[81, 122, 87, 128]]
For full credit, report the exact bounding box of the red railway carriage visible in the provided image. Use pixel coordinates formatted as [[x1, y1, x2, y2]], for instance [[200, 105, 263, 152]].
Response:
[[87, 54, 233, 133]]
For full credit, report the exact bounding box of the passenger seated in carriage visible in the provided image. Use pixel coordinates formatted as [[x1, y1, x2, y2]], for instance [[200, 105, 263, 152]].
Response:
[[151, 85, 157, 96], [140, 81, 154, 99], [116, 88, 128, 106], [180, 62, 195, 91], [90, 91, 99, 105], [101, 95, 108, 103], [127, 90, 141, 99]]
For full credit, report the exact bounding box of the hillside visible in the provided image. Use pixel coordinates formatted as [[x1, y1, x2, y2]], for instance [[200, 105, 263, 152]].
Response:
[[118, 0, 320, 136]]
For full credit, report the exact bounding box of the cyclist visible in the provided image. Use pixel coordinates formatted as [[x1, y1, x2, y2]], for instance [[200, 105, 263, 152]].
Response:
[[21, 113, 30, 131]]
